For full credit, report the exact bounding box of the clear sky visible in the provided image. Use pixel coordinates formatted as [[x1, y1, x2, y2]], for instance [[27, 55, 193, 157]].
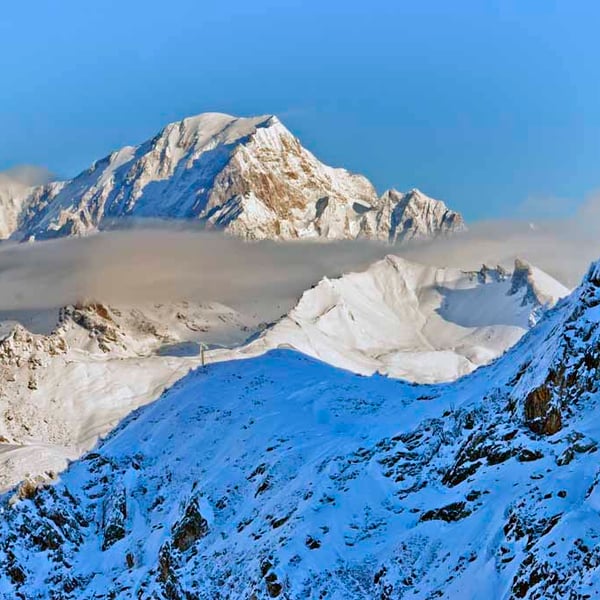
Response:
[[1, 0, 598, 221]]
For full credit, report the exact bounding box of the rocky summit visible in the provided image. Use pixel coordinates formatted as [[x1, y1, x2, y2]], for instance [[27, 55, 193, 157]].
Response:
[[1, 113, 465, 242]]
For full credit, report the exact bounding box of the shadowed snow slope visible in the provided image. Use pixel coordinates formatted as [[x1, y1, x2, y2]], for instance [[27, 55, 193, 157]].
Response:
[[1, 260, 600, 598], [5, 113, 464, 242], [243, 255, 569, 382], [0, 255, 567, 490]]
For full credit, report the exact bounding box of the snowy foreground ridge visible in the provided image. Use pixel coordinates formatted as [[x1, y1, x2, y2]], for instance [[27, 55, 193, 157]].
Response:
[[1, 261, 599, 598], [0, 113, 465, 241], [0, 256, 566, 492]]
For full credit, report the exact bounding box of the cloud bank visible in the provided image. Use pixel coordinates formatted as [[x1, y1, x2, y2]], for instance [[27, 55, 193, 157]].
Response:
[[397, 192, 600, 288], [0, 165, 54, 188], [0, 230, 389, 314], [0, 194, 598, 320]]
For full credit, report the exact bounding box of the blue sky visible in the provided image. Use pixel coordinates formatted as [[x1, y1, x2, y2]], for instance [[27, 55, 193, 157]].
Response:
[[1, 0, 598, 221]]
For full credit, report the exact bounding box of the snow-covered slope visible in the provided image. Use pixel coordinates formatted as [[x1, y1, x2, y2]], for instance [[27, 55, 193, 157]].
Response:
[[0, 255, 567, 490], [9, 113, 465, 242], [0, 177, 29, 239], [0, 301, 262, 491], [243, 256, 569, 382], [1, 261, 599, 598]]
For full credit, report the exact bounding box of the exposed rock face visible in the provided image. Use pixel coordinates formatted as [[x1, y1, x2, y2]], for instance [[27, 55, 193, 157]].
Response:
[[0, 323, 68, 366], [511, 261, 600, 436], [5, 113, 465, 242], [171, 496, 209, 552], [524, 384, 562, 435], [101, 485, 127, 550], [420, 501, 471, 522], [377, 188, 465, 243]]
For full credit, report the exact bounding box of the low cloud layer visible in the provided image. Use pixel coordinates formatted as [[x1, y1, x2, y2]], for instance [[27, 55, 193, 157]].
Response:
[[0, 230, 389, 314], [398, 222, 600, 288], [398, 193, 600, 288], [0, 206, 598, 321], [0, 165, 54, 188]]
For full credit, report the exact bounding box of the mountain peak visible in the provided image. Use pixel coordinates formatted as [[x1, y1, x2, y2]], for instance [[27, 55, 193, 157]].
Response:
[[406, 187, 424, 196], [402, 187, 449, 207], [166, 111, 274, 128], [7, 113, 465, 243], [378, 187, 466, 243], [151, 112, 280, 158], [510, 257, 570, 316], [244, 254, 568, 382], [585, 259, 600, 286]]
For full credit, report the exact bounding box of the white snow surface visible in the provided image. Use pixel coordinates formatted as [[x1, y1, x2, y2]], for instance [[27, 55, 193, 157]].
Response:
[[0, 255, 567, 491], [0, 260, 598, 598], [0, 176, 33, 239], [0, 301, 262, 491], [243, 255, 569, 382]]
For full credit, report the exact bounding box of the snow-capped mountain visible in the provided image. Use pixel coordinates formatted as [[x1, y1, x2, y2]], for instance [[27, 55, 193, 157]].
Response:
[[243, 256, 569, 382], [0, 259, 599, 598], [0, 301, 262, 491], [7, 113, 465, 241], [0, 255, 567, 490], [377, 188, 465, 243]]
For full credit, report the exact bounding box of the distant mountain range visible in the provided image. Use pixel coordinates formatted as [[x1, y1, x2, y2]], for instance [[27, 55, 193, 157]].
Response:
[[0, 113, 465, 242]]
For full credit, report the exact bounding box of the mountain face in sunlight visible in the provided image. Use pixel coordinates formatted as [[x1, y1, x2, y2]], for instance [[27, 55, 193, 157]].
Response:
[[244, 255, 568, 382], [0, 254, 567, 491], [0, 113, 464, 243]]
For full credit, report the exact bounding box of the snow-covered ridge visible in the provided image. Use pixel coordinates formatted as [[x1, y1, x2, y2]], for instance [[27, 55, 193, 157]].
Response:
[[0, 254, 567, 490], [0, 167, 57, 239], [0, 300, 261, 491], [242, 255, 569, 382], [5, 112, 465, 242], [0, 178, 40, 240], [0, 260, 598, 598]]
